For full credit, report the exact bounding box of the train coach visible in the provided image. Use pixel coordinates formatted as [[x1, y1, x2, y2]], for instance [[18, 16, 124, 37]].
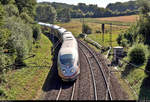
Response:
[[57, 38, 80, 81], [38, 22, 80, 81]]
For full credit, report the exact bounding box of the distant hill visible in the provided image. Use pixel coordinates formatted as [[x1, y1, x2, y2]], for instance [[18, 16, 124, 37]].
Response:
[[39, 2, 74, 9], [37, 1, 140, 19], [106, 1, 139, 12]]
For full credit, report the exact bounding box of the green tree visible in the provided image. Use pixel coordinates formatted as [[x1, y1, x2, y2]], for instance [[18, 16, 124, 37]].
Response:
[[4, 4, 19, 17], [36, 4, 57, 23], [117, 34, 123, 45], [0, 0, 15, 5], [57, 8, 71, 22], [15, 0, 37, 18], [128, 43, 148, 65], [3, 17, 33, 65], [0, 4, 4, 26], [20, 12, 34, 23], [32, 24, 41, 41], [136, 0, 150, 45]]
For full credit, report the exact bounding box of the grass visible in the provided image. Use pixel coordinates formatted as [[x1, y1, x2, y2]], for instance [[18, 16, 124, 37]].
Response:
[[0, 34, 53, 100], [58, 17, 130, 48], [114, 72, 135, 100], [87, 33, 119, 47], [120, 62, 149, 100], [96, 15, 139, 23], [58, 15, 146, 100], [74, 15, 138, 26], [57, 20, 82, 37]]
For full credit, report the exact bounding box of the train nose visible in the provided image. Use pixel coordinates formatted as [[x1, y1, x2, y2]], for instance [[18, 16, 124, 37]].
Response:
[[61, 67, 76, 76], [58, 67, 80, 81]]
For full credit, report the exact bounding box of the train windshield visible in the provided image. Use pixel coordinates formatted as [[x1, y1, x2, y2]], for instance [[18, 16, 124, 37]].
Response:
[[60, 54, 74, 67]]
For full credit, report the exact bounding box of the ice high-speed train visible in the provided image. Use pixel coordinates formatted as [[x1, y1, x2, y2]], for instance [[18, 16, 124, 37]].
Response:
[[38, 22, 80, 81]]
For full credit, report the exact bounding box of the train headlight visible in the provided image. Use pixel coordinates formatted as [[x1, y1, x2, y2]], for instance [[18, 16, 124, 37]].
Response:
[[62, 69, 66, 74], [70, 69, 74, 73]]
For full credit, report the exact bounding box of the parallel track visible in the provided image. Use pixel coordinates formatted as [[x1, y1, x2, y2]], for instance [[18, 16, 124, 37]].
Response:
[[79, 45, 98, 100], [78, 39, 112, 100]]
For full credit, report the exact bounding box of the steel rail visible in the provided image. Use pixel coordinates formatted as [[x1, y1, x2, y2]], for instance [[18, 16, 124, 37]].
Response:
[[56, 82, 76, 100], [78, 39, 113, 100], [56, 85, 62, 100], [71, 82, 76, 100], [79, 45, 98, 100]]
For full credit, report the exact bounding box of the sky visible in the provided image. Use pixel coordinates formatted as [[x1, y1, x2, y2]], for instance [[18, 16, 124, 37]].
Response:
[[37, 0, 133, 8]]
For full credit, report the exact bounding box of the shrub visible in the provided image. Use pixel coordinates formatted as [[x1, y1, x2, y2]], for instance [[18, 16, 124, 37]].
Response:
[[0, 87, 5, 96], [0, 29, 11, 48], [95, 30, 101, 33], [0, 54, 7, 73], [32, 24, 41, 41], [0, 54, 13, 73], [121, 39, 128, 47], [128, 43, 148, 65], [82, 24, 92, 34], [117, 34, 123, 45]]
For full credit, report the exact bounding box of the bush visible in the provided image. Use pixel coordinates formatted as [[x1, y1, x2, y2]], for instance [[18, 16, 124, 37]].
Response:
[[117, 34, 123, 45], [0, 29, 11, 48], [0, 87, 5, 96], [82, 24, 92, 34], [121, 39, 128, 47], [95, 30, 101, 33], [0, 54, 13, 73], [0, 54, 7, 73], [32, 24, 41, 41], [128, 43, 148, 65]]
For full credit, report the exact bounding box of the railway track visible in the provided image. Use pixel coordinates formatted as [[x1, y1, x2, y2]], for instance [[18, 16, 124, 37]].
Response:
[[56, 81, 76, 100], [79, 45, 98, 100], [78, 39, 113, 100], [42, 38, 128, 100]]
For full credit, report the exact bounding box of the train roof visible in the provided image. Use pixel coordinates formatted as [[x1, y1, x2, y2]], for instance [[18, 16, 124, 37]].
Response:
[[63, 31, 72, 35], [38, 22, 45, 26], [38, 22, 53, 27], [52, 25, 60, 29], [58, 28, 66, 34], [59, 40, 77, 55], [45, 23, 53, 27], [63, 34, 75, 41]]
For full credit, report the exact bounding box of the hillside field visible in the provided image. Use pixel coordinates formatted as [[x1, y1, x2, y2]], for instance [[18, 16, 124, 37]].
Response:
[[58, 15, 137, 47], [97, 15, 139, 23]]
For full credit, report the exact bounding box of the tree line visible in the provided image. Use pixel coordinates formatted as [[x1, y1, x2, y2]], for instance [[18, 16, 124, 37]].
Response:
[[0, 0, 41, 74], [36, 1, 139, 23], [116, 0, 150, 68]]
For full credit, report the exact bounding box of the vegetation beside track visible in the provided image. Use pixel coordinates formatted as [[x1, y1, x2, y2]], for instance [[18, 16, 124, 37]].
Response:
[[0, 34, 52, 100], [58, 14, 149, 100]]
